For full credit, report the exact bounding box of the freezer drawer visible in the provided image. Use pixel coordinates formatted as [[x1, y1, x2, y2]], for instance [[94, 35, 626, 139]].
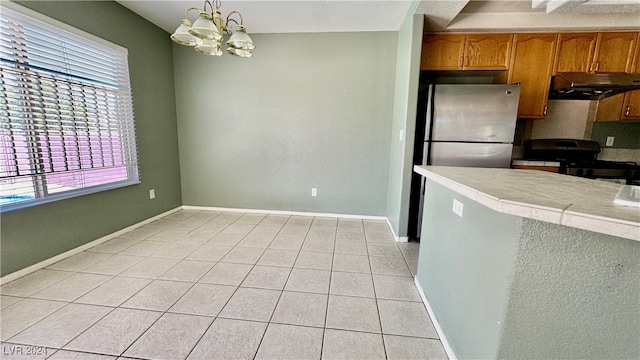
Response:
[[429, 142, 513, 168]]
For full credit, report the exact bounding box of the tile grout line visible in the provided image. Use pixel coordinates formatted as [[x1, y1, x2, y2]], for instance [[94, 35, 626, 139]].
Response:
[[3, 301, 118, 354], [117, 211, 262, 359], [115, 273, 203, 358], [7, 210, 210, 358], [318, 217, 339, 360], [251, 215, 312, 360], [193, 213, 285, 360], [9, 210, 229, 359], [363, 221, 389, 359]]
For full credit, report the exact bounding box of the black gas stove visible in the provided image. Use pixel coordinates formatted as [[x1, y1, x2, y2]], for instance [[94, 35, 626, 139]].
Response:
[[525, 139, 640, 185]]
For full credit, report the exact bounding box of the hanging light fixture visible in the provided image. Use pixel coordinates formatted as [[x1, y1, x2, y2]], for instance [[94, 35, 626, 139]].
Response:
[[170, 0, 254, 58]]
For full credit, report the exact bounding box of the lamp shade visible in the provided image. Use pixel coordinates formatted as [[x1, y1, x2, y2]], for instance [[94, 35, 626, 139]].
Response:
[[189, 12, 222, 40], [226, 47, 252, 58], [170, 20, 201, 46], [195, 38, 223, 56], [172, 2, 255, 58], [226, 25, 255, 50]]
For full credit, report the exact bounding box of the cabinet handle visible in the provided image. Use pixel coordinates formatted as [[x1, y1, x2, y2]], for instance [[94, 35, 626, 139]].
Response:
[[459, 56, 464, 67], [589, 62, 593, 73], [465, 56, 469, 67], [543, 105, 548, 115], [595, 61, 600, 72], [626, 106, 631, 116]]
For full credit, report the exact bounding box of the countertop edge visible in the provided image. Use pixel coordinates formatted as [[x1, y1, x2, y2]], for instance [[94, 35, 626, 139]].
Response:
[[414, 165, 640, 242]]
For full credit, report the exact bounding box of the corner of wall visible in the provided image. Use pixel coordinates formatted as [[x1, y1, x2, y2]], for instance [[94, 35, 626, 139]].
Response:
[[385, 2, 424, 237]]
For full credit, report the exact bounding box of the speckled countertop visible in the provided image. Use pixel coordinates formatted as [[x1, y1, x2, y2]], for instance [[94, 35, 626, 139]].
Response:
[[414, 165, 640, 241]]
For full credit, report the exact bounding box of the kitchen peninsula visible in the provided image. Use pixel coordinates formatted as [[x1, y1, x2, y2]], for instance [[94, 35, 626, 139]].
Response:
[[413, 166, 639, 359]]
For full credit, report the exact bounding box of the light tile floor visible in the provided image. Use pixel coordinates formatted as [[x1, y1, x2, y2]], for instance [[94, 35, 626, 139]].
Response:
[[0, 210, 447, 360]]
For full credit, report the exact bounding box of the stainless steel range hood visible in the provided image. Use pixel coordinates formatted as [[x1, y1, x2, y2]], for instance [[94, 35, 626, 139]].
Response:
[[549, 73, 640, 100]]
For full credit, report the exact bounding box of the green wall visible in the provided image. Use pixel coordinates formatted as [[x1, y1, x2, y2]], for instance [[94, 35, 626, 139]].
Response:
[[173, 32, 396, 215], [417, 179, 521, 359], [385, 4, 423, 238], [591, 121, 640, 149], [417, 179, 640, 359], [1, 1, 182, 276]]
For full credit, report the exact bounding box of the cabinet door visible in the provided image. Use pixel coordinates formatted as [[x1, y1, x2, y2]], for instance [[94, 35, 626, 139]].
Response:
[[421, 34, 465, 70], [463, 34, 513, 70], [554, 33, 597, 73], [620, 91, 640, 120], [594, 32, 637, 73], [508, 34, 558, 119], [620, 35, 640, 120], [595, 93, 625, 122]]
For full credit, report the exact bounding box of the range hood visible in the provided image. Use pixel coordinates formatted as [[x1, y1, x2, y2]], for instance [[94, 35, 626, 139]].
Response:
[[549, 73, 640, 100]]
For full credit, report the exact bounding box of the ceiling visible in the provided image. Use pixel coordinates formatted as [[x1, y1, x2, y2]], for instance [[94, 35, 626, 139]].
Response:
[[440, 0, 640, 31], [115, 1, 414, 34], [115, 0, 640, 35]]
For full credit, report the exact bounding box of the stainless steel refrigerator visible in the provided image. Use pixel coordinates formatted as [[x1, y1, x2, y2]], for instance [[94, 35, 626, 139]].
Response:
[[409, 83, 520, 238]]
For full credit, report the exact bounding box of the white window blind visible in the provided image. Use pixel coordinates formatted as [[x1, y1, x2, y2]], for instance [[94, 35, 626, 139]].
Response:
[[0, 4, 139, 211]]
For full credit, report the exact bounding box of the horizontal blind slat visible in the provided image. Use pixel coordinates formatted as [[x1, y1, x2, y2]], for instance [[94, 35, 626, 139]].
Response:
[[1, 4, 138, 210]]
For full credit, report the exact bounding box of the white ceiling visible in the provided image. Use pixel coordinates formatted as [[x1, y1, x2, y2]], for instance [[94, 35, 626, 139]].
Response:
[[115, 0, 640, 35], [442, 0, 640, 32], [116, 1, 414, 34]]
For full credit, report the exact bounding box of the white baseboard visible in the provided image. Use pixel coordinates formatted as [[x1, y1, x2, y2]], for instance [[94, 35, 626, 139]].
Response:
[[414, 276, 457, 360], [184, 206, 410, 242], [182, 205, 388, 221], [385, 218, 409, 243], [0, 206, 182, 285]]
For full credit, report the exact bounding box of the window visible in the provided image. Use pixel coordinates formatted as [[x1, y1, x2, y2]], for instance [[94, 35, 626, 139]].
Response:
[[0, 3, 139, 211]]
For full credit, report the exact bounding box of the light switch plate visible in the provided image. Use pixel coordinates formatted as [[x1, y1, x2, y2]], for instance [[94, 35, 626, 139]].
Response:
[[452, 199, 463, 217]]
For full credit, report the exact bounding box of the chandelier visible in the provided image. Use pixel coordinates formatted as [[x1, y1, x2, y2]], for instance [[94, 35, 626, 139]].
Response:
[[170, 0, 255, 57]]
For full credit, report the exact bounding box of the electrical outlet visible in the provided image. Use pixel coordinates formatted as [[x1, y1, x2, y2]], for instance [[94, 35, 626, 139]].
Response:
[[452, 199, 463, 217], [149, 189, 155, 199], [311, 188, 317, 197], [606, 136, 615, 147]]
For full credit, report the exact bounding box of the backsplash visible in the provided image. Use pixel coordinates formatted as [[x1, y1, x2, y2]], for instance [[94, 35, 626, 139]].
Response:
[[529, 100, 595, 140], [598, 148, 640, 164], [518, 100, 640, 163], [591, 121, 640, 149]]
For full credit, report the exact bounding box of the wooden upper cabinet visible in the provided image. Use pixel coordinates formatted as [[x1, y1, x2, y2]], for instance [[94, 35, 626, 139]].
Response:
[[554, 32, 637, 74], [463, 34, 513, 70], [621, 34, 640, 120], [507, 34, 558, 119], [554, 33, 598, 73], [595, 32, 637, 73], [421, 34, 465, 70], [595, 93, 626, 122], [621, 90, 640, 120], [421, 34, 512, 71]]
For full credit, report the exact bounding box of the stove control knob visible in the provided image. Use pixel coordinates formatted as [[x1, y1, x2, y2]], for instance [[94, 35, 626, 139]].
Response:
[[586, 169, 593, 177], [576, 169, 584, 176], [624, 170, 632, 178]]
